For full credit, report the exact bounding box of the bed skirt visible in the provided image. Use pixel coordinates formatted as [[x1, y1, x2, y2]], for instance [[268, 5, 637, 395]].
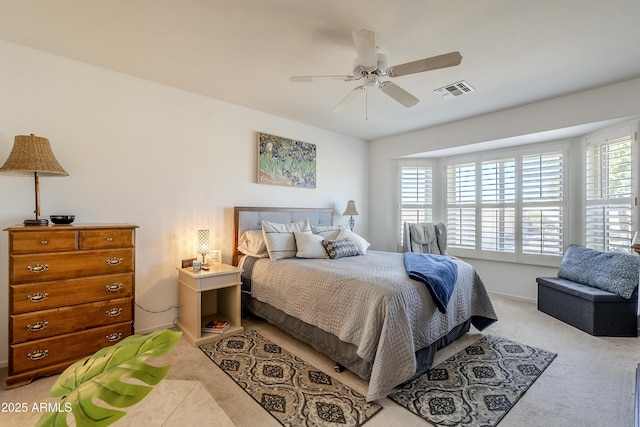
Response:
[[242, 294, 471, 383]]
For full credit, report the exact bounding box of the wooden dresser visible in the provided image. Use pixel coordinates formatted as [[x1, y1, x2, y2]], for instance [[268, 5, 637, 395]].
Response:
[[4, 224, 137, 388]]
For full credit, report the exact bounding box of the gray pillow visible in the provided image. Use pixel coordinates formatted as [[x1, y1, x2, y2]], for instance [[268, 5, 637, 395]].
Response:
[[321, 239, 359, 259], [558, 245, 640, 299]]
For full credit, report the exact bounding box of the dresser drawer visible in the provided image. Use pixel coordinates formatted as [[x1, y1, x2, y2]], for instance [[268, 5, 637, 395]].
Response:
[[11, 273, 133, 313], [11, 248, 134, 283], [11, 297, 133, 344], [10, 230, 78, 254], [79, 229, 134, 250], [10, 322, 133, 374]]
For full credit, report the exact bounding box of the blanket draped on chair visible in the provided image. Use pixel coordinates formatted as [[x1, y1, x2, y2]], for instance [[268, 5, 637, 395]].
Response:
[[404, 252, 458, 313]]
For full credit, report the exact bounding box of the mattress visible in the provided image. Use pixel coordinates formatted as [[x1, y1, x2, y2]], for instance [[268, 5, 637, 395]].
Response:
[[241, 250, 497, 401]]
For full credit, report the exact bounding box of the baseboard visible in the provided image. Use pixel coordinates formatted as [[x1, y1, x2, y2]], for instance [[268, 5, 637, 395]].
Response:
[[0, 359, 7, 369], [134, 322, 176, 335], [487, 290, 536, 304]]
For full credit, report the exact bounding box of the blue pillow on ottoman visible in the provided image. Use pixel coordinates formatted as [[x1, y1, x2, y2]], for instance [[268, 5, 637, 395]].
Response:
[[558, 245, 640, 299]]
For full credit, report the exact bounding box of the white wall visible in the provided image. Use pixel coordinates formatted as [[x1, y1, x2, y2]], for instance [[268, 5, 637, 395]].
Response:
[[0, 40, 369, 366], [369, 77, 640, 300]]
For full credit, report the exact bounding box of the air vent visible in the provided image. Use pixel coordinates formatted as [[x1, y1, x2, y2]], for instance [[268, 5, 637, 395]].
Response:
[[434, 80, 475, 99]]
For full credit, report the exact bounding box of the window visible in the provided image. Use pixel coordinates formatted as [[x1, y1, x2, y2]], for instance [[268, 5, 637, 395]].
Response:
[[585, 126, 635, 252], [445, 144, 566, 263], [480, 157, 516, 253], [521, 152, 564, 256], [446, 161, 476, 250], [399, 163, 432, 246]]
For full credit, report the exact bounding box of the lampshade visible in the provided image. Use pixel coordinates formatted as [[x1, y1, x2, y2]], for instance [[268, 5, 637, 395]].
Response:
[[0, 134, 68, 226], [632, 232, 640, 248], [0, 134, 68, 176], [343, 200, 359, 231], [197, 229, 211, 262], [343, 200, 359, 216]]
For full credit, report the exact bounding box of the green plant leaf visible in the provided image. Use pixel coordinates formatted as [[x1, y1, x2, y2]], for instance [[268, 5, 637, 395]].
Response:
[[36, 329, 182, 427]]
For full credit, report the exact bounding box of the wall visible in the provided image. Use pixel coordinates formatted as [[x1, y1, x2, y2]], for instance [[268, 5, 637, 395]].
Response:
[[0, 40, 369, 366], [369, 77, 640, 300]]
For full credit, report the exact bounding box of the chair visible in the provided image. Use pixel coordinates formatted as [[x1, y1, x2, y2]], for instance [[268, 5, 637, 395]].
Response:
[[403, 222, 447, 255]]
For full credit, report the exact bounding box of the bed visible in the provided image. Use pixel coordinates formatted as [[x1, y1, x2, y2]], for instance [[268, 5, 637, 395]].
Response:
[[233, 206, 497, 401]]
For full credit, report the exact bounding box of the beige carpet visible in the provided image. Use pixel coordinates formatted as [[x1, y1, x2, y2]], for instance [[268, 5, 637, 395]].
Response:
[[1, 293, 638, 426]]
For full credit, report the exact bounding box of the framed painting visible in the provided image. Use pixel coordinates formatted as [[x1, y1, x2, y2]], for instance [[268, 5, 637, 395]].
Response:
[[256, 132, 316, 188]]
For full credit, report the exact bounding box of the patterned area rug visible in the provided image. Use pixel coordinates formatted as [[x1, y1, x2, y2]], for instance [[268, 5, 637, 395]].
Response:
[[388, 334, 556, 427], [200, 329, 382, 426]]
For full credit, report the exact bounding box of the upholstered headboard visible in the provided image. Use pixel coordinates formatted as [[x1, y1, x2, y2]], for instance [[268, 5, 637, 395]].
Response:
[[233, 206, 334, 265]]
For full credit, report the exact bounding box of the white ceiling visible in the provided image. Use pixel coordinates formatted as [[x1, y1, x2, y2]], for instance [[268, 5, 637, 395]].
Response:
[[1, 0, 639, 141]]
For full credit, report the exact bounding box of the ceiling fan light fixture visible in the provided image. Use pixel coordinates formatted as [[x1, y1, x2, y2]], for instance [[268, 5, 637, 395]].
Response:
[[364, 74, 378, 87]]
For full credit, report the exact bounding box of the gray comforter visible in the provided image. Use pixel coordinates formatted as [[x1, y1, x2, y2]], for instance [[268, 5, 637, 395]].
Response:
[[247, 250, 497, 401]]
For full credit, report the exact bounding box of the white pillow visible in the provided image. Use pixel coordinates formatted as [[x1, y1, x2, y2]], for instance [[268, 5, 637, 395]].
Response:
[[262, 219, 311, 260], [237, 230, 269, 258], [336, 228, 370, 255], [294, 232, 329, 259], [312, 224, 348, 240]]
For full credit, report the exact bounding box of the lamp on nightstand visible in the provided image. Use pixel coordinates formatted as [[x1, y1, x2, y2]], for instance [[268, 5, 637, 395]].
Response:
[[343, 200, 359, 231], [0, 134, 69, 226], [197, 229, 211, 263]]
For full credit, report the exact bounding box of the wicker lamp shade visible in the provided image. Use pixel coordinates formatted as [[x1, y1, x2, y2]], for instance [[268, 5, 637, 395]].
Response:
[[0, 134, 68, 226], [0, 134, 68, 176]]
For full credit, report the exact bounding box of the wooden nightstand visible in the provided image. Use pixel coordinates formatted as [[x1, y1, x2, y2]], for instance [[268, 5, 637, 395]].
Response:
[[176, 264, 243, 346]]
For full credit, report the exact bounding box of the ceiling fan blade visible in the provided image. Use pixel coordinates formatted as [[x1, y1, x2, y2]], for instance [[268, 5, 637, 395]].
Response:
[[379, 81, 419, 107], [386, 51, 462, 78], [289, 75, 355, 82], [333, 86, 364, 112], [352, 29, 377, 69]]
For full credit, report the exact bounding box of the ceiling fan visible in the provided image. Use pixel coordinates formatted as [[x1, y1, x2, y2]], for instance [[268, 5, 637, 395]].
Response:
[[289, 29, 463, 114]]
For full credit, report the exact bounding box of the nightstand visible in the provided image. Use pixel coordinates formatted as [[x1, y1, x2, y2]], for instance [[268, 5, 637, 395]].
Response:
[[176, 264, 244, 346]]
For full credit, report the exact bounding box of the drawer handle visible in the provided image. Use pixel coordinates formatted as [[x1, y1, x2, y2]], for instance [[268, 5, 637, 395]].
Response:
[[41, 239, 49, 245], [106, 283, 123, 292], [106, 308, 123, 317], [27, 264, 49, 273], [27, 349, 49, 361], [27, 292, 49, 302], [106, 237, 113, 241], [106, 257, 123, 266], [27, 321, 49, 332], [105, 332, 123, 342]]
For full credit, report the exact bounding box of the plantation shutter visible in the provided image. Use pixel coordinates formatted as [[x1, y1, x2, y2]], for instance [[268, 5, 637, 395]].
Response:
[[585, 130, 634, 252], [399, 164, 432, 245], [480, 157, 516, 253], [447, 162, 476, 249], [521, 151, 564, 256]]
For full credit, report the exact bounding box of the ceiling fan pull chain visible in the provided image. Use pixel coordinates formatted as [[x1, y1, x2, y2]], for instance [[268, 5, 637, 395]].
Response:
[[365, 88, 368, 121]]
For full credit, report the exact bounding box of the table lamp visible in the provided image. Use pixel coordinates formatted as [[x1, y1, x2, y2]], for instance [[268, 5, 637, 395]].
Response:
[[197, 229, 211, 263], [0, 134, 68, 226], [343, 200, 359, 231]]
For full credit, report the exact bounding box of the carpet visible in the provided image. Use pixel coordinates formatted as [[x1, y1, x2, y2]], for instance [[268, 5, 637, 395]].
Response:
[[200, 329, 382, 426], [388, 334, 556, 427]]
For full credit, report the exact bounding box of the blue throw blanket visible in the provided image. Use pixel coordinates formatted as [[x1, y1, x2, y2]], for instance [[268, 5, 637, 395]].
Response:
[[404, 252, 458, 313]]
